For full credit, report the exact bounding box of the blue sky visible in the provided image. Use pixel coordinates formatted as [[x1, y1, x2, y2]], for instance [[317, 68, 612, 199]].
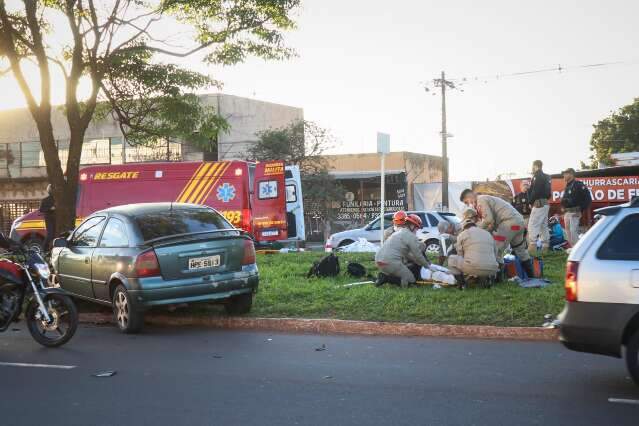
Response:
[[211, 0, 639, 180], [1, 0, 638, 181]]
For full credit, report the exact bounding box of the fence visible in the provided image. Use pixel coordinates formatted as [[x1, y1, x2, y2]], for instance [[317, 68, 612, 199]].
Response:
[[0, 200, 40, 235]]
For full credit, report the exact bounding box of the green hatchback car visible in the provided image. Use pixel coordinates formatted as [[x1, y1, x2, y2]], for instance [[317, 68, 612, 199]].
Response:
[[50, 203, 258, 333]]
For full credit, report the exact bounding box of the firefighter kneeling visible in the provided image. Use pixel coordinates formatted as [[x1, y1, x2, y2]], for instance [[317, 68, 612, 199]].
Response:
[[447, 209, 499, 287], [375, 212, 430, 288]]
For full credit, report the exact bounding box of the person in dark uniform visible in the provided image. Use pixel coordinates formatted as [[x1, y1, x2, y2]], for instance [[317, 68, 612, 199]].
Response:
[[527, 160, 551, 252], [512, 180, 531, 226], [560, 168, 591, 246], [39, 184, 56, 251]]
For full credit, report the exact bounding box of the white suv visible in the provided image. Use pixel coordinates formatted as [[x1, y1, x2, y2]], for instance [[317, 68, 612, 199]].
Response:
[[325, 211, 461, 255], [559, 197, 639, 384]]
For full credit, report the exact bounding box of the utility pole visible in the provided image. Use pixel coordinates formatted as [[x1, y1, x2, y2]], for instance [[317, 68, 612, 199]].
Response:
[[426, 71, 457, 211], [439, 71, 449, 211]]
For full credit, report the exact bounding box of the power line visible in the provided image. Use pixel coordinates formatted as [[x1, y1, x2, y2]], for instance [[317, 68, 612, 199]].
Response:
[[422, 59, 639, 91]]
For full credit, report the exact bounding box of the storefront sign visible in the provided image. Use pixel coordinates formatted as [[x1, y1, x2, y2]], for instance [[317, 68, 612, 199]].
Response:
[[336, 198, 406, 222], [511, 175, 639, 204], [551, 176, 639, 203]]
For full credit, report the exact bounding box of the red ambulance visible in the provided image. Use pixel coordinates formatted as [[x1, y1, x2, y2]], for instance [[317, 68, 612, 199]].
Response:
[[10, 160, 304, 249]]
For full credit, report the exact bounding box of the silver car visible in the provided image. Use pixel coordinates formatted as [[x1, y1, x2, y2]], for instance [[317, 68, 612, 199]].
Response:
[[326, 211, 461, 255], [559, 197, 639, 385]]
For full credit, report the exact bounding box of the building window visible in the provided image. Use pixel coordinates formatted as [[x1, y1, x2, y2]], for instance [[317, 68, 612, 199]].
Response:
[[0, 144, 8, 169], [20, 141, 44, 168], [7, 144, 20, 174], [56, 138, 111, 167], [110, 137, 123, 165], [81, 138, 111, 164], [125, 138, 182, 163]]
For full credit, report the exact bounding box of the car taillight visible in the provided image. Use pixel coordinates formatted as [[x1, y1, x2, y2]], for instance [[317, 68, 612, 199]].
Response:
[[241, 208, 252, 233], [135, 250, 161, 278], [565, 261, 579, 302], [241, 239, 256, 265]]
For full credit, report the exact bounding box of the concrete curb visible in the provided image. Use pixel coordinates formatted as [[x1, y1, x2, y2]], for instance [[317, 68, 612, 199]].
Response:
[[79, 313, 559, 341]]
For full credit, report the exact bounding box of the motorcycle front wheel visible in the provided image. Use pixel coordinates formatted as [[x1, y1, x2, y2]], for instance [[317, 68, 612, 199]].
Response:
[[26, 293, 78, 347]]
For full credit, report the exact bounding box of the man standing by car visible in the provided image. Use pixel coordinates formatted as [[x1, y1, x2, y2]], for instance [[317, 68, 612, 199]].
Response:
[[560, 168, 591, 246], [39, 184, 55, 251], [512, 180, 531, 226], [527, 160, 551, 253], [375, 214, 430, 288], [460, 189, 535, 278]]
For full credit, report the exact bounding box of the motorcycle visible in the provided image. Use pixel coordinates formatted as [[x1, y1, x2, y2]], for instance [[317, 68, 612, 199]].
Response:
[[0, 233, 78, 347]]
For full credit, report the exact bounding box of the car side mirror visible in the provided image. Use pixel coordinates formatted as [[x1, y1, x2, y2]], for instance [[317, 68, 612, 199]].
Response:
[[53, 238, 68, 248]]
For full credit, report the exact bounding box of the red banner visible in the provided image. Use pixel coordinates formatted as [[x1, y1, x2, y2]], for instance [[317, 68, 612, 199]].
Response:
[[511, 176, 639, 204]]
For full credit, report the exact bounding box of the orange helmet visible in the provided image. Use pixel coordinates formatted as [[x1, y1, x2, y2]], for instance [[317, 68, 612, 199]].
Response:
[[406, 214, 423, 228], [392, 210, 408, 225]]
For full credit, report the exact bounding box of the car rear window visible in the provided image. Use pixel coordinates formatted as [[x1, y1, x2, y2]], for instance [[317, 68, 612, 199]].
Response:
[[597, 214, 639, 261], [135, 208, 232, 241]]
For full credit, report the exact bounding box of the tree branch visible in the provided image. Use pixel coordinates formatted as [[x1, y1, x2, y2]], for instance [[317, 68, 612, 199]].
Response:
[[23, 0, 52, 109]]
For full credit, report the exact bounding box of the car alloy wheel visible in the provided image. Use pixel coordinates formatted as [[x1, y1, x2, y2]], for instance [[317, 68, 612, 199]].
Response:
[[115, 290, 129, 330], [425, 241, 441, 255], [112, 284, 143, 334]]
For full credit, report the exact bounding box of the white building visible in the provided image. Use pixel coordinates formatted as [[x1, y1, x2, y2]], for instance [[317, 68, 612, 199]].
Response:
[[0, 94, 302, 232], [0, 94, 302, 196]]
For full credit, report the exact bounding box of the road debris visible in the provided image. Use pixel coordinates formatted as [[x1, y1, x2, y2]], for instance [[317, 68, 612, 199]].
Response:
[[323, 375, 333, 379], [608, 398, 639, 405], [315, 344, 327, 352], [92, 371, 117, 378]]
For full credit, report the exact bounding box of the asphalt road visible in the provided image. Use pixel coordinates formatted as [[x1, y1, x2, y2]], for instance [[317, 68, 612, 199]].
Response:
[[1, 325, 638, 426]]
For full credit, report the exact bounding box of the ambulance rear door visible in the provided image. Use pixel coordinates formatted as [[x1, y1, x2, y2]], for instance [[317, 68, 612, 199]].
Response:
[[251, 161, 288, 242], [285, 165, 305, 241]]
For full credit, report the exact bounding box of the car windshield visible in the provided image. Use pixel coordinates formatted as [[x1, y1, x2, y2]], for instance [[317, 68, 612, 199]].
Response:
[[441, 213, 461, 224], [135, 208, 233, 241]]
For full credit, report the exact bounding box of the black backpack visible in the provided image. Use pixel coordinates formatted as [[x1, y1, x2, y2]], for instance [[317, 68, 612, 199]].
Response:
[[346, 262, 366, 278], [307, 253, 340, 278]]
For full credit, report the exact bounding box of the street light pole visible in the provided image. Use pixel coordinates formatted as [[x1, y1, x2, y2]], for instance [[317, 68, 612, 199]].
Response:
[[377, 132, 390, 245], [440, 71, 449, 211]]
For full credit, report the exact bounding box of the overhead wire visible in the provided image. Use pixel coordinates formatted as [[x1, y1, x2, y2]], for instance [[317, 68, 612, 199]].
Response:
[[423, 59, 639, 90]]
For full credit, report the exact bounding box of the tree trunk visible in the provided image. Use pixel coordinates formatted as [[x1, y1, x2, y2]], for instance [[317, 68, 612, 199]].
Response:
[[31, 117, 70, 235], [55, 187, 77, 234], [55, 127, 85, 233], [32, 115, 85, 235]]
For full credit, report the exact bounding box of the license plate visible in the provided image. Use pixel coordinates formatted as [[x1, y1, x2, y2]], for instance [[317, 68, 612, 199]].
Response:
[[188, 255, 220, 270], [262, 229, 279, 237]]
